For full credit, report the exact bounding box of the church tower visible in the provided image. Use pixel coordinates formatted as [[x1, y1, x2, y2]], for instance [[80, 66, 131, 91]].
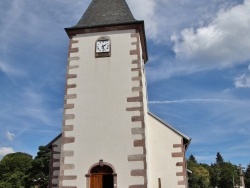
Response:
[[60, 0, 148, 187], [47, 0, 191, 188]]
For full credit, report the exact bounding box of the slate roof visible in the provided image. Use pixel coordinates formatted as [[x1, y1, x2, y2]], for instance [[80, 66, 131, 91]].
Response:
[[72, 0, 138, 28]]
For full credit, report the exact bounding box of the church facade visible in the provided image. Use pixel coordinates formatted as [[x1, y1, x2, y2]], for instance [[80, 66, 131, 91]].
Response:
[[47, 0, 191, 188]]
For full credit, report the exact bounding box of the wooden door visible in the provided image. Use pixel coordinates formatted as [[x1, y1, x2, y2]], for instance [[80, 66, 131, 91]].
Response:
[[90, 165, 114, 188], [90, 174, 102, 188]]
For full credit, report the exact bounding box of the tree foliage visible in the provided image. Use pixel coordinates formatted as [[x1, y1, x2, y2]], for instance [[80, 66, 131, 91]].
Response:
[[187, 156, 210, 188], [27, 146, 50, 188], [0, 152, 33, 188], [188, 152, 244, 188], [0, 146, 50, 188], [189, 154, 197, 163], [245, 163, 250, 188], [218, 162, 238, 188], [216, 152, 224, 165]]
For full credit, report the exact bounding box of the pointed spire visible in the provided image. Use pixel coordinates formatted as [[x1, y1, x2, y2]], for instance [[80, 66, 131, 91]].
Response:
[[73, 0, 137, 28]]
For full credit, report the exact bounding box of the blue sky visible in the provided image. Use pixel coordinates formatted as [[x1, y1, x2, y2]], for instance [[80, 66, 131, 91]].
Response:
[[0, 0, 250, 168]]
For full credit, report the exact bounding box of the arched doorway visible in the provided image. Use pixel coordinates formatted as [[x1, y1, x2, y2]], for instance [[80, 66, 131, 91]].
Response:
[[89, 162, 114, 188]]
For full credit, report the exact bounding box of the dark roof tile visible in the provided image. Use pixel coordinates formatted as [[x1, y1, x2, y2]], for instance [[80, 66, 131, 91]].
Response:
[[72, 0, 137, 28]]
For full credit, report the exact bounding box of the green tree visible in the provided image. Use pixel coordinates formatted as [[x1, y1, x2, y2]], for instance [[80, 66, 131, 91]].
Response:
[[210, 153, 239, 188], [187, 155, 210, 188], [0, 152, 33, 187], [210, 163, 221, 187], [245, 163, 250, 188], [216, 152, 224, 165], [193, 166, 210, 188], [219, 162, 239, 188], [0, 182, 12, 188], [27, 146, 51, 188], [210, 152, 224, 187], [189, 154, 197, 163]]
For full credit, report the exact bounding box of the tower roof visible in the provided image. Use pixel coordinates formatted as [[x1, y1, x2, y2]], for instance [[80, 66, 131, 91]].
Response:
[[72, 0, 137, 28]]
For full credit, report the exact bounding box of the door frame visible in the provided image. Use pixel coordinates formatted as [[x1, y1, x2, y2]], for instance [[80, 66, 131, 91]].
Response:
[[86, 161, 117, 188]]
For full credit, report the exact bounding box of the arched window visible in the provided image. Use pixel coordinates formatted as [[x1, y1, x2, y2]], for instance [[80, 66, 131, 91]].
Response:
[[86, 160, 117, 188]]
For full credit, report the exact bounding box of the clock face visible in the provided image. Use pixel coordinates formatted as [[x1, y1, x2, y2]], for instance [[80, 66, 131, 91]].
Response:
[[96, 40, 110, 53]]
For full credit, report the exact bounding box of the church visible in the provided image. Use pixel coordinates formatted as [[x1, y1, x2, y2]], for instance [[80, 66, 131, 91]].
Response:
[[47, 0, 191, 187]]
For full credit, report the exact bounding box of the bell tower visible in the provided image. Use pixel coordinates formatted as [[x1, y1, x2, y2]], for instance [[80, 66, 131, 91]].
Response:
[[59, 0, 149, 187]]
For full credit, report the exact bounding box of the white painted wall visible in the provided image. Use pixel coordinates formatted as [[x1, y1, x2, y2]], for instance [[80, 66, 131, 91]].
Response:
[[147, 114, 186, 188], [63, 29, 144, 187]]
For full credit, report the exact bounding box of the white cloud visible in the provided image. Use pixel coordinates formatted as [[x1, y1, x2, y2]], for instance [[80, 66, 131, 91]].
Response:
[[0, 61, 25, 77], [172, 0, 250, 68], [0, 1, 23, 37], [15, 88, 54, 125], [0, 147, 15, 159], [0, 0, 84, 58], [6, 131, 15, 141], [149, 98, 231, 104], [235, 73, 250, 88], [127, 0, 158, 39], [128, 0, 241, 42]]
